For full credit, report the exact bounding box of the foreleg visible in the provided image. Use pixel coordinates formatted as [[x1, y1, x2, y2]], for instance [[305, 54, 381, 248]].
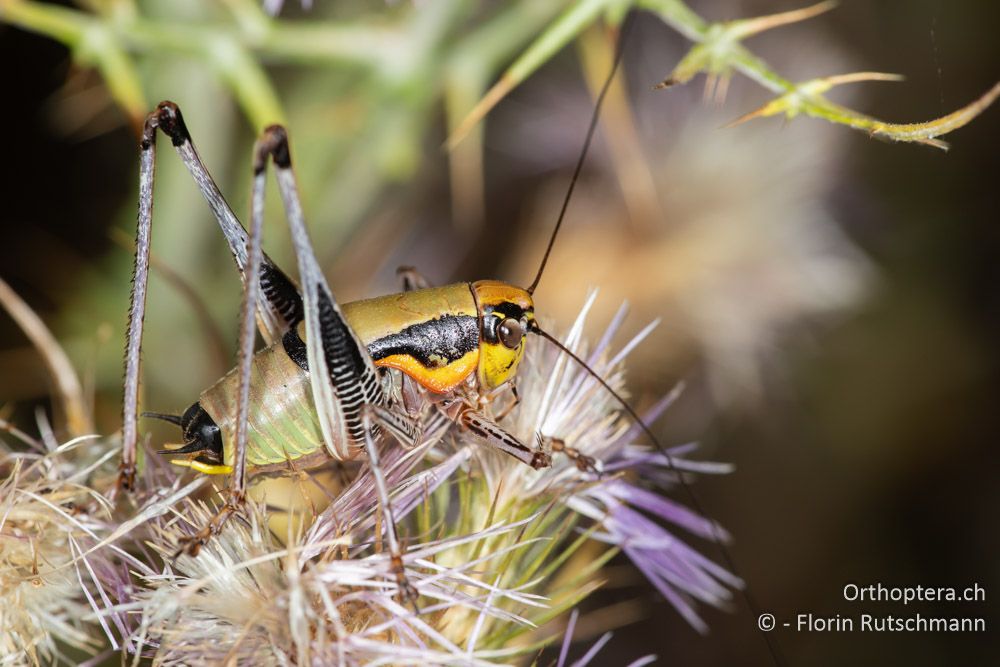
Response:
[[459, 408, 551, 469]]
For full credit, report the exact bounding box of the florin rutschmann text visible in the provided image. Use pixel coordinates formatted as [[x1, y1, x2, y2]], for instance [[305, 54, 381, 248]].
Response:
[[794, 613, 984, 632], [758, 583, 988, 634]]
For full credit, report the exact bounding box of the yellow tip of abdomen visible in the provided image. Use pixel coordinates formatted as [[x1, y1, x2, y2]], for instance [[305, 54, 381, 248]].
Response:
[[170, 459, 234, 475]]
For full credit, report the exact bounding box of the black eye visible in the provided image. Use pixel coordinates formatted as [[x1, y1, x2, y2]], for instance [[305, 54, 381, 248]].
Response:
[[497, 318, 523, 349]]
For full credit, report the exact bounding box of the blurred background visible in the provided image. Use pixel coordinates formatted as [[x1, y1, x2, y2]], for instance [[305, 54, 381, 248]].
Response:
[[1, 0, 997, 664]]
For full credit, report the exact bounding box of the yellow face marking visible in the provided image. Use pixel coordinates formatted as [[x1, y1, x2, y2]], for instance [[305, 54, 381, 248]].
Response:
[[375, 349, 480, 394], [471, 280, 535, 391], [478, 335, 527, 390]]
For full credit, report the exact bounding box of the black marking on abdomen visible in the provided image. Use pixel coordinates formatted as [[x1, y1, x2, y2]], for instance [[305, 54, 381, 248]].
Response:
[[368, 314, 479, 368]]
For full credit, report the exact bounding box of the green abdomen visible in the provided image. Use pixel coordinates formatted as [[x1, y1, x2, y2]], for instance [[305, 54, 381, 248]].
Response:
[[199, 343, 327, 468]]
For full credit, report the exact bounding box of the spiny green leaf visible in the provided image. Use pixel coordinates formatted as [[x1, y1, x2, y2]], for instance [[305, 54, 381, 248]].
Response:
[[726, 73, 1000, 150], [654, 1, 836, 89]]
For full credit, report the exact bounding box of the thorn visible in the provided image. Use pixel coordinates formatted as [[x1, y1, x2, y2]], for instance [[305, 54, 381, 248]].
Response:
[[722, 99, 786, 129], [703, 72, 718, 104], [714, 72, 732, 106], [813, 71, 905, 90], [723, 72, 903, 129], [728, 0, 838, 41], [444, 74, 514, 151]]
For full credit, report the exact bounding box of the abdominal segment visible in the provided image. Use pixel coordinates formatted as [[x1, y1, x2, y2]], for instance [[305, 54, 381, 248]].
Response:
[[199, 342, 332, 468]]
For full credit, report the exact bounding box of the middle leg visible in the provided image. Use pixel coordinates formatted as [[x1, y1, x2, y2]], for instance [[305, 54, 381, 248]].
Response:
[[396, 266, 432, 292], [361, 404, 423, 606]]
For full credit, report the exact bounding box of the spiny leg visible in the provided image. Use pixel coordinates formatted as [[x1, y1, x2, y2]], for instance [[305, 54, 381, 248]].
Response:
[[137, 102, 302, 342], [176, 117, 269, 555], [118, 112, 158, 494], [460, 408, 551, 469], [541, 435, 602, 475], [368, 403, 423, 450], [253, 126, 412, 602], [362, 405, 421, 606], [119, 101, 303, 496], [254, 125, 386, 458], [173, 491, 244, 559]]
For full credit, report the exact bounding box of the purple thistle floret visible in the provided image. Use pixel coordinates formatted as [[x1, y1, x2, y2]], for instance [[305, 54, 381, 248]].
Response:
[[507, 293, 743, 633]]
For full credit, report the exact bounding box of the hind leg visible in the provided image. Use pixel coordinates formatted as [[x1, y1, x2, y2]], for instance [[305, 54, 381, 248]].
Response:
[[119, 101, 303, 497]]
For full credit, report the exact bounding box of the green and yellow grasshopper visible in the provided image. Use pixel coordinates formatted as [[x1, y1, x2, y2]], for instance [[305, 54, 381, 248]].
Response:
[[119, 102, 551, 568], [113, 31, 770, 639], [116, 95, 615, 571], [115, 30, 662, 601]]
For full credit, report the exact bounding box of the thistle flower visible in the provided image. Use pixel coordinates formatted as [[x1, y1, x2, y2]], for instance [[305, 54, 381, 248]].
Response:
[[2, 296, 735, 665], [431, 292, 741, 636], [0, 432, 143, 665]]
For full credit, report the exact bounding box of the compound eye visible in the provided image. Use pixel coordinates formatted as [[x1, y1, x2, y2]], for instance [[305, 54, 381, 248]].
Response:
[[497, 318, 523, 349]]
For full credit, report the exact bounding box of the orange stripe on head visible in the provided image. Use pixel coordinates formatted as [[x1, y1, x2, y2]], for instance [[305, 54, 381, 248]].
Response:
[[472, 280, 534, 314]]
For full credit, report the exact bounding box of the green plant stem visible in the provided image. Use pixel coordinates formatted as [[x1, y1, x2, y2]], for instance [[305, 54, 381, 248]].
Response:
[[2, 0, 409, 67]]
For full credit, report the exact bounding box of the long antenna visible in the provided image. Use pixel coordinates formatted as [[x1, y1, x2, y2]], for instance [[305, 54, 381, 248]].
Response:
[[530, 322, 785, 665], [526, 16, 633, 296], [532, 324, 785, 660], [521, 13, 783, 665], [531, 324, 661, 445]]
